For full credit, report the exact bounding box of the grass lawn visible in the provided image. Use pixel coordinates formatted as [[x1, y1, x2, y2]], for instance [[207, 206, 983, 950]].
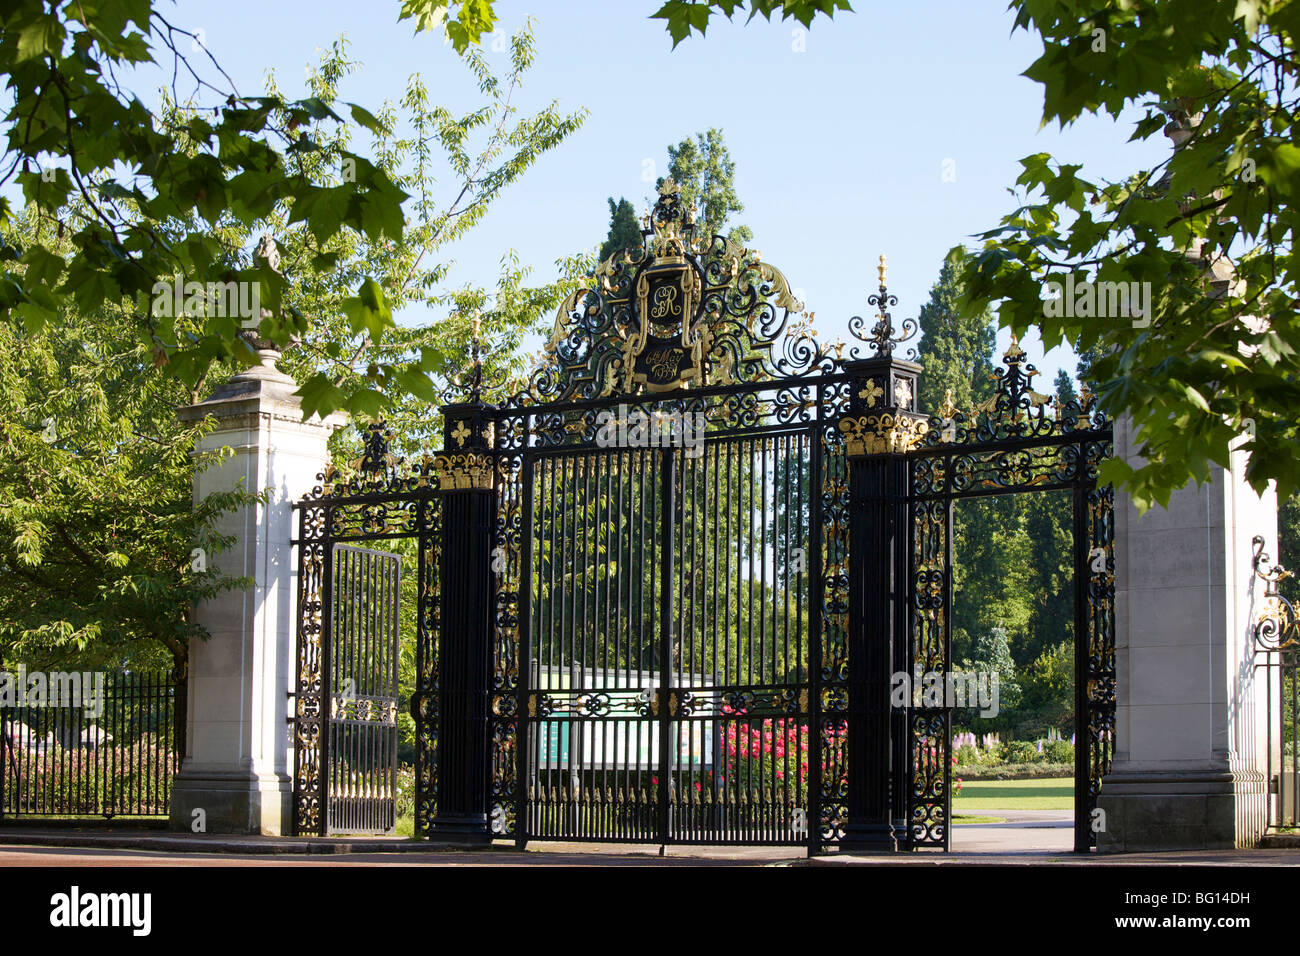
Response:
[[952, 776, 1073, 812]]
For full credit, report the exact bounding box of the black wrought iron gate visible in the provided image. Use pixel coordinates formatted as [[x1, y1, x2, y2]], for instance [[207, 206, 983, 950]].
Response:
[[292, 462, 424, 838], [292, 178, 1116, 852], [899, 338, 1115, 851], [287, 538, 401, 836], [516, 428, 818, 846]]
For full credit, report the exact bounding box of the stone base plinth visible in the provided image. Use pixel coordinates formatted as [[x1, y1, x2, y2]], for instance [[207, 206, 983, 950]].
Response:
[[168, 768, 291, 836], [427, 814, 492, 846], [838, 821, 902, 853], [1096, 769, 1267, 852]]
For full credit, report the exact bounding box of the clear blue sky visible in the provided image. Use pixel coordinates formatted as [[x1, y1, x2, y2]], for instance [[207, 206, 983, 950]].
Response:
[[166, 0, 1170, 383]]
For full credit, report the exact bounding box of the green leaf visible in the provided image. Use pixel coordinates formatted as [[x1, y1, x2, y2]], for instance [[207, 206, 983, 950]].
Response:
[[348, 103, 385, 134], [17, 16, 64, 62], [399, 0, 498, 51], [297, 373, 347, 421]]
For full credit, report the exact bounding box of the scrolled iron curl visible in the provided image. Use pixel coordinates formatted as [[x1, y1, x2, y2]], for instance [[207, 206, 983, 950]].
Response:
[[845, 312, 874, 344], [772, 385, 815, 425]]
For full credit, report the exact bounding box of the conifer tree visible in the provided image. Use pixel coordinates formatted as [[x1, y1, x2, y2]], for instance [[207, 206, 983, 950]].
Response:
[[598, 198, 644, 263]]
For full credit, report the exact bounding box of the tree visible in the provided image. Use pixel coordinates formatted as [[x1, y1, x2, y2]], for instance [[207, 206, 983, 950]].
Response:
[[657, 128, 752, 246], [914, 248, 997, 418], [0, 210, 256, 674], [1019, 491, 1074, 670], [0, 3, 589, 430], [950, 2, 1300, 512], [0, 30, 587, 675], [1053, 368, 1077, 409], [1280, 492, 1300, 610], [0, 1, 417, 423], [396, 1, 853, 52], [1016, 641, 1075, 740], [598, 198, 643, 263], [651, 1, 852, 45], [960, 625, 1021, 730], [173, 29, 587, 455], [643, 0, 1300, 514]]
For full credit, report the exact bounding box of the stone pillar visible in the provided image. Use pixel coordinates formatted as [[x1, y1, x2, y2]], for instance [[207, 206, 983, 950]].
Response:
[[169, 351, 345, 834], [1098, 414, 1277, 850]]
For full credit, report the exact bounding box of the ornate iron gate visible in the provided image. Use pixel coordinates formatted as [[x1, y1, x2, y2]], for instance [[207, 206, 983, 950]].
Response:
[[291, 438, 445, 837], [292, 177, 1116, 852], [511, 423, 821, 845], [893, 335, 1114, 850]]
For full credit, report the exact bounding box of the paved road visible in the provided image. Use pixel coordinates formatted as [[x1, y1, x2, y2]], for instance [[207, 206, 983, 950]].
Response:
[[0, 844, 792, 866], [952, 809, 1075, 853], [0, 810, 1294, 865]]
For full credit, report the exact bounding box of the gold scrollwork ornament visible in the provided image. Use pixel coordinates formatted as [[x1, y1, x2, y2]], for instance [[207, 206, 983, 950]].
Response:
[[839, 413, 930, 457], [432, 453, 494, 490]]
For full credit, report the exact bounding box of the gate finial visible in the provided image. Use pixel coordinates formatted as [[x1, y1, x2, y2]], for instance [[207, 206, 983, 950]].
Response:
[[851, 252, 917, 358]]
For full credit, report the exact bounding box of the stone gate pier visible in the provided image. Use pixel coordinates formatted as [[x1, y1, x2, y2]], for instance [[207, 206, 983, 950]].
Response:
[[168, 349, 344, 835], [1099, 416, 1277, 851]]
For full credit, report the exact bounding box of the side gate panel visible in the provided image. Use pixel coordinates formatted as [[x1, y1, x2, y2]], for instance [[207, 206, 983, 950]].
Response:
[[327, 545, 401, 835], [909, 496, 952, 849]]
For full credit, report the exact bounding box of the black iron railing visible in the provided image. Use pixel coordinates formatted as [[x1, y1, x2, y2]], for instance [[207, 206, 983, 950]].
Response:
[[1263, 648, 1299, 829], [0, 669, 183, 820], [1249, 536, 1300, 832]]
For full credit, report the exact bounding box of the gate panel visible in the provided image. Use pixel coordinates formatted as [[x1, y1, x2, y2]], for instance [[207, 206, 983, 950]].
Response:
[[327, 544, 400, 834], [903, 344, 1115, 852], [519, 429, 818, 845], [671, 431, 814, 844], [523, 447, 664, 841], [413, 501, 442, 835], [816, 390, 851, 848], [1080, 484, 1115, 849], [908, 497, 952, 848]]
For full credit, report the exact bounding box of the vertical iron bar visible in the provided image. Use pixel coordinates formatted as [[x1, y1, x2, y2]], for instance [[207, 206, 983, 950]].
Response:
[[1073, 481, 1090, 852], [658, 446, 676, 844]]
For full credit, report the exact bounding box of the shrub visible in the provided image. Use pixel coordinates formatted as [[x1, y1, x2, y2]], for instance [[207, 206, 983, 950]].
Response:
[[6, 735, 177, 815], [1044, 740, 1074, 764], [955, 744, 981, 766], [1000, 740, 1040, 764]]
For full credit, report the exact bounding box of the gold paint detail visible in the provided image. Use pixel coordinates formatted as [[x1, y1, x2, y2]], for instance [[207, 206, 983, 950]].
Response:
[[859, 380, 884, 407], [940, 388, 958, 420], [839, 413, 930, 457], [451, 420, 470, 447], [431, 452, 494, 491], [893, 377, 913, 407], [1003, 332, 1026, 364]]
